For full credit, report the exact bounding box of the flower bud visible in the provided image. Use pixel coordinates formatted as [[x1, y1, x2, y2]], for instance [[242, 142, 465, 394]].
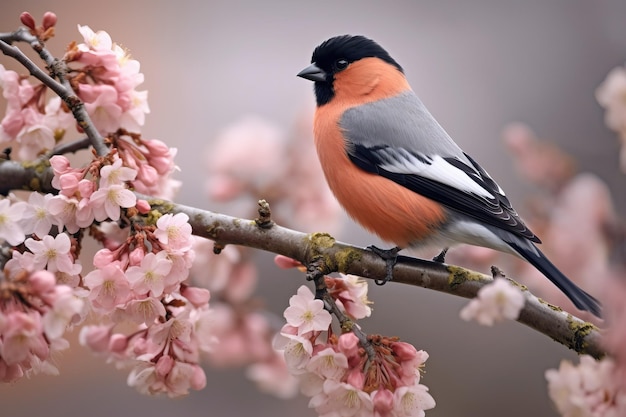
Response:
[[135, 199, 151, 214], [28, 270, 56, 295], [391, 341, 417, 361], [108, 333, 128, 353], [181, 286, 211, 308], [372, 389, 395, 415], [42, 12, 57, 30], [20, 12, 36, 30]]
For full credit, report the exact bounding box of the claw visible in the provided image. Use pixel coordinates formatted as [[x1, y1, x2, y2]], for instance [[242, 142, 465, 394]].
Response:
[[367, 245, 400, 285], [432, 247, 449, 263]]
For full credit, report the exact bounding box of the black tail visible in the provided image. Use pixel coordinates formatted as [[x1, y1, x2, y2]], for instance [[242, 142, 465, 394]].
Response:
[[506, 240, 602, 317]]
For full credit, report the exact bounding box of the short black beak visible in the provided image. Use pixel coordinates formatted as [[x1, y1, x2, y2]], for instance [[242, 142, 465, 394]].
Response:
[[297, 63, 327, 82]]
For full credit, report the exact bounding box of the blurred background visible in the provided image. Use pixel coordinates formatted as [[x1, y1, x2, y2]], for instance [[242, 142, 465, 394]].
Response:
[[1, 0, 625, 416]]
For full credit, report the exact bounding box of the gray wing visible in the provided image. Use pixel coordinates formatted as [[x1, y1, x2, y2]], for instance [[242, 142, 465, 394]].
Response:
[[339, 91, 540, 242]]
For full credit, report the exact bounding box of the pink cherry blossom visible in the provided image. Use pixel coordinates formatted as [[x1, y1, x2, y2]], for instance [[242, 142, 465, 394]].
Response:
[[127, 357, 206, 398], [24, 233, 78, 274], [119, 89, 150, 132], [77, 25, 113, 52], [327, 274, 372, 320], [306, 347, 349, 381], [126, 251, 173, 297], [155, 213, 193, 251], [273, 328, 313, 374], [124, 297, 167, 325], [393, 384, 436, 417], [284, 285, 332, 336], [90, 183, 137, 221], [84, 262, 131, 313], [99, 155, 138, 188], [315, 379, 374, 417], [0, 198, 26, 245], [13, 108, 55, 160], [459, 278, 525, 326], [79, 84, 122, 134], [47, 194, 81, 234], [19, 192, 56, 238]]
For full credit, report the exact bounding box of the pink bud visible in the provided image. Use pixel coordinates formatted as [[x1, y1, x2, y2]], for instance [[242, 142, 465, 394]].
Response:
[[181, 286, 211, 307], [138, 164, 159, 187], [143, 139, 170, 156], [108, 333, 128, 353], [77, 179, 95, 197], [391, 341, 417, 361], [20, 12, 36, 30], [42, 12, 57, 30], [338, 332, 360, 360], [49, 155, 71, 174], [128, 247, 145, 266], [346, 369, 365, 390], [273, 255, 303, 269], [0, 361, 24, 383], [80, 325, 112, 353], [155, 355, 174, 378], [136, 199, 151, 214], [93, 249, 116, 269], [372, 389, 395, 415], [28, 270, 56, 295], [190, 365, 207, 390]]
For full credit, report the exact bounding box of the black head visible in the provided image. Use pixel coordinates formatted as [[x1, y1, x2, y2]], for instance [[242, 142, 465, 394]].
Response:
[[297, 35, 403, 106]]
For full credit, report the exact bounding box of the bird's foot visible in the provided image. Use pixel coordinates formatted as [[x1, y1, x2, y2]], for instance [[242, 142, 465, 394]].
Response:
[[432, 247, 449, 263], [367, 245, 400, 285]]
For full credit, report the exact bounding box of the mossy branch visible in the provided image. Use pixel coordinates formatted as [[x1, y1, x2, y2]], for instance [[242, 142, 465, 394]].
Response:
[[147, 199, 604, 359]]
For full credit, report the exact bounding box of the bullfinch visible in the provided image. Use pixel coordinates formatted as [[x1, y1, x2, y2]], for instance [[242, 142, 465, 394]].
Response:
[[297, 35, 601, 316]]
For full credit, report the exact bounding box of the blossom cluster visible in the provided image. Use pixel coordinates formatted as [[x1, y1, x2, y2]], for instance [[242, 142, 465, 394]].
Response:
[[77, 211, 218, 397], [0, 20, 199, 397], [0, 23, 149, 160], [275, 284, 435, 417], [0, 269, 84, 382], [546, 355, 626, 417]]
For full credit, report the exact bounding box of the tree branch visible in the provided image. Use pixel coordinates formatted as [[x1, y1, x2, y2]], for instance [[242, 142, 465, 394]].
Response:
[[0, 159, 604, 358], [148, 199, 605, 359], [0, 159, 56, 196]]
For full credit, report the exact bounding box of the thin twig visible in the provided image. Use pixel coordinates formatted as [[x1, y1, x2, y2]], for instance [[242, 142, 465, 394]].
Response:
[[0, 29, 108, 156], [307, 256, 377, 360], [48, 137, 92, 156]]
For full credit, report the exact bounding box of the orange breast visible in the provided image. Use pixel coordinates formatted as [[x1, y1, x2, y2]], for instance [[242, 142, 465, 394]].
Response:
[[314, 103, 447, 248]]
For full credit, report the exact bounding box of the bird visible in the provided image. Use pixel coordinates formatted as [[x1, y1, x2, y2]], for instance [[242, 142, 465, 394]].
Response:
[[297, 34, 601, 317]]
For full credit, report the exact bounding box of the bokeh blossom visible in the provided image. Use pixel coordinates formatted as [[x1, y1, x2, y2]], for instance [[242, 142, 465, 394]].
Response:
[[460, 278, 525, 326]]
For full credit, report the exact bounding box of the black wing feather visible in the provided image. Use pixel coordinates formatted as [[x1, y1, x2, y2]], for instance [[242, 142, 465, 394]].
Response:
[[348, 143, 540, 243]]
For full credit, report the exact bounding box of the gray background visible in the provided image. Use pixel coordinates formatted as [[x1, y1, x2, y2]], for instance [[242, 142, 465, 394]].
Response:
[[1, 1, 625, 416]]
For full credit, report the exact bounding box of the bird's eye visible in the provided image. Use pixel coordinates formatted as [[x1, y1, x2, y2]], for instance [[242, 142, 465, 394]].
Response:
[[334, 59, 349, 71]]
